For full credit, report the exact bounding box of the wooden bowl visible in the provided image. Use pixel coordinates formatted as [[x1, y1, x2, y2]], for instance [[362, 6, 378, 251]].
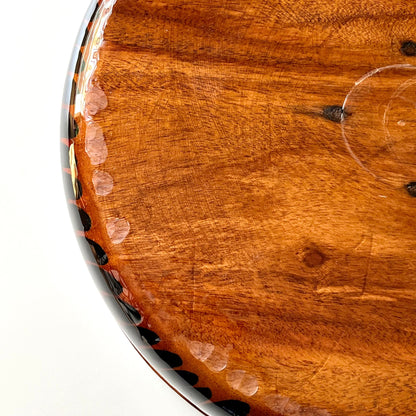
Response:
[[62, 1, 416, 415]]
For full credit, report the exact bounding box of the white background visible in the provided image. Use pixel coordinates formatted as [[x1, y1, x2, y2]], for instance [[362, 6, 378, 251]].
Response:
[[0, 1, 200, 415]]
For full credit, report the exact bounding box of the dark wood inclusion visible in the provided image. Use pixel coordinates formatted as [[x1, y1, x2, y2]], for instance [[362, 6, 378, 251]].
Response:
[[62, 1, 416, 415]]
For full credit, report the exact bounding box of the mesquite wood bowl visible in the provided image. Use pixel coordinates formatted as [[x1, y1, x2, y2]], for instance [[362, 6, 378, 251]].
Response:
[[62, 1, 416, 415]]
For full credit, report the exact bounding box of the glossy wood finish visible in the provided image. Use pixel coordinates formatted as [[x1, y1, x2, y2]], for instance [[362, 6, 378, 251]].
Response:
[[62, 1, 416, 415]]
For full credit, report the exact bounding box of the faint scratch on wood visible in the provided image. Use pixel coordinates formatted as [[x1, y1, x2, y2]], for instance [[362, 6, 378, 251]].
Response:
[[307, 339, 340, 383], [353, 294, 396, 302], [360, 233, 373, 297], [353, 234, 367, 251]]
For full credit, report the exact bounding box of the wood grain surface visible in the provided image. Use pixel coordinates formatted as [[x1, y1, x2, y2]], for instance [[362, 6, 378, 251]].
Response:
[[65, 0, 416, 414]]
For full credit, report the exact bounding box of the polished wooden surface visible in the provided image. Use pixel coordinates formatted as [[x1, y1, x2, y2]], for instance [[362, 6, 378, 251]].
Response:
[[66, 0, 416, 414]]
